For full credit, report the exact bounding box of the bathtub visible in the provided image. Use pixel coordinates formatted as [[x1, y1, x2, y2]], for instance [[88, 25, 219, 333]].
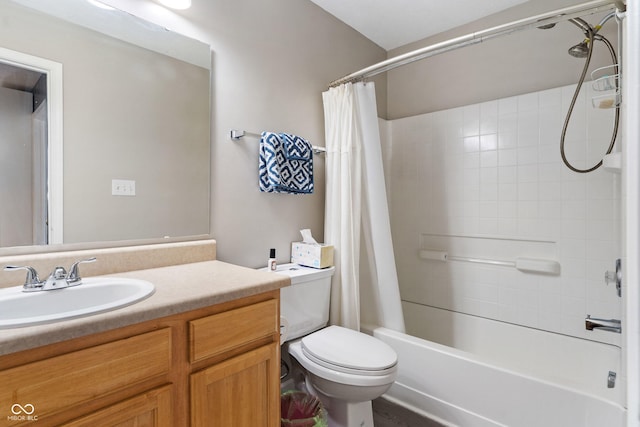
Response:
[[363, 302, 626, 427]]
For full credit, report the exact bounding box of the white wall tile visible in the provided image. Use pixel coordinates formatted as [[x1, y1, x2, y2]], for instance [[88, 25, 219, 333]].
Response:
[[538, 161, 562, 181], [587, 219, 614, 241], [561, 218, 586, 239], [518, 92, 539, 112], [480, 134, 498, 151], [498, 130, 517, 149], [480, 150, 498, 168], [498, 219, 518, 236], [562, 180, 586, 200], [517, 219, 539, 237], [464, 152, 480, 169], [562, 200, 587, 220], [498, 201, 518, 218], [480, 99, 499, 117], [562, 295, 586, 317], [390, 82, 621, 343], [539, 200, 562, 219], [560, 239, 587, 259], [499, 183, 518, 201], [517, 146, 538, 165], [499, 148, 518, 167], [463, 104, 480, 137], [499, 96, 518, 115], [539, 87, 562, 108], [480, 183, 498, 202], [518, 182, 538, 201], [538, 181, 563, 200], [537, 219, 561, 240], [464, 135, 480, 152], [479, 201, 498, 218], [518, 164, 538, 182]]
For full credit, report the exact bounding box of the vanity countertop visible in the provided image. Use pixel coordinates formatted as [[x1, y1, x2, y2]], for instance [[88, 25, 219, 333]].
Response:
[[0, 260, 290, 356]]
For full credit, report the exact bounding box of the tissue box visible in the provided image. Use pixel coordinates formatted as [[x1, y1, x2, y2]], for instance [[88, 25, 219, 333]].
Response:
[[291, 242, 334, 269]]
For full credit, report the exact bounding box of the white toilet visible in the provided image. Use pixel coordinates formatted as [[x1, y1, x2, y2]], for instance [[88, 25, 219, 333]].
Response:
[[274, 263, 398, 427]]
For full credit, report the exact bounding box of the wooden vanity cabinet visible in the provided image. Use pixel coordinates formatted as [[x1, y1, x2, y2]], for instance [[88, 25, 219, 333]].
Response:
[[0, 290, 280, 427], [189, 299, 280, 426]]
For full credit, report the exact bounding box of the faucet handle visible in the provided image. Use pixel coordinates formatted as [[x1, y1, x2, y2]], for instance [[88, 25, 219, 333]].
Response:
[[67, 257, 97, 284], [4, 265, 42, 290]]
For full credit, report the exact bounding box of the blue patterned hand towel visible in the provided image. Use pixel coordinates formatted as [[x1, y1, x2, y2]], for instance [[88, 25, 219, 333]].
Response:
[[259, 132, 314, 194]]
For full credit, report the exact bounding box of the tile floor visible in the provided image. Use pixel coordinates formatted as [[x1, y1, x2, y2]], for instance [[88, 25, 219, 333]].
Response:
[[372, 397, 444, 427]]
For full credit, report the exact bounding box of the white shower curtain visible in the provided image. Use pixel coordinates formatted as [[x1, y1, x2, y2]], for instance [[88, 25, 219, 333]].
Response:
[[322, 82, 405, 333], [323, 83, 362, 330]]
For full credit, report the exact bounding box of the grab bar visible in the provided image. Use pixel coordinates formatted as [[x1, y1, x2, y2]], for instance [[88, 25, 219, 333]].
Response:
[[418, 249, 560, 275]]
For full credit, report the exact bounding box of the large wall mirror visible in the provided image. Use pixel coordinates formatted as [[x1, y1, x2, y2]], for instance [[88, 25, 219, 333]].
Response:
[[0, 0, 211, 253]]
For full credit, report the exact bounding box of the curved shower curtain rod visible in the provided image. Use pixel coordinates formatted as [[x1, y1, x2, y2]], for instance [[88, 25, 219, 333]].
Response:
[[328, 0, 625, 88]]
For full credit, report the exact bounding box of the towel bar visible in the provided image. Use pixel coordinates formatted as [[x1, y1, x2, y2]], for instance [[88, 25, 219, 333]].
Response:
[[230, 129, 326, 154]]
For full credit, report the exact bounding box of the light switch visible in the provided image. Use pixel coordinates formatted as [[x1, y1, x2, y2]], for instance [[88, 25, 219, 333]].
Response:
[[112, 179, 136, 196]]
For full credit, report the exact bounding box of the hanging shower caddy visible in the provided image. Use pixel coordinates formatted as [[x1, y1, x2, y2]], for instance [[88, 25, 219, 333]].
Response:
[[591, 64, 621, 109]]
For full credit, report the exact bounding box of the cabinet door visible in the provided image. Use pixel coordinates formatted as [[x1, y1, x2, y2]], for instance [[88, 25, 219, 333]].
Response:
[[61, 386, 173, 427], [191, 344, 279, 427]]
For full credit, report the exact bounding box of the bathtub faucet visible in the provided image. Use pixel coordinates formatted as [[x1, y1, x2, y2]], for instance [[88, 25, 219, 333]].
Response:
[[585, 315, 621, 333]]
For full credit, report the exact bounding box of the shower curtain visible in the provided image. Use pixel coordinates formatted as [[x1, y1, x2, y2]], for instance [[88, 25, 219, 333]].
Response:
[[322, 83, 362, 330], [322, 82, 405, 333]]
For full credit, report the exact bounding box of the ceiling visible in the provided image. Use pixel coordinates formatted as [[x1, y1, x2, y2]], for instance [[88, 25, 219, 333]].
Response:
[[309, 0, 529, 50]]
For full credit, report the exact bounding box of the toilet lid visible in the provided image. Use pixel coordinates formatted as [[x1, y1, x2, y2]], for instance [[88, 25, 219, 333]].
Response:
[[301, 326, 397, 374]]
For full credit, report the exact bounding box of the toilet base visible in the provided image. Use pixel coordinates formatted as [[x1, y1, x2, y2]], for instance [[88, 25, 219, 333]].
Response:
[[305, 380, 374, 427], [326, 399, 374, 427]]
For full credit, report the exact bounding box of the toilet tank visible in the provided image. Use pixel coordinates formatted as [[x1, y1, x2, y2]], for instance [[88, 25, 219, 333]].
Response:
[[272, 263, 335, 342]]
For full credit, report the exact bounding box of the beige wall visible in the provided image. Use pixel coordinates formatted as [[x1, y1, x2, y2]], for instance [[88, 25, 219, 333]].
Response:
[[181, 0, 387, 267], [0, 0, 387, 266], [386, 0, 620, 119]]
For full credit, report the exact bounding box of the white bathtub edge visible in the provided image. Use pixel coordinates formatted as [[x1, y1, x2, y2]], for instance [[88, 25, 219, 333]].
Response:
[[362, 324, 627, 427], [383, 382, 506, 427]]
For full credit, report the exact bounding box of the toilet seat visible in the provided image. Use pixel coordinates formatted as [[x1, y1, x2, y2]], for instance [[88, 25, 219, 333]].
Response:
[[288, 339, 397, 388], [301, 326, 397, 376], [288, 325, 398, 388]]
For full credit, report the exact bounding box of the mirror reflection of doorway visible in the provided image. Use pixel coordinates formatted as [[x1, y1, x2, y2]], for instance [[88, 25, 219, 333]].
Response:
[[0, 62, 47, 246]]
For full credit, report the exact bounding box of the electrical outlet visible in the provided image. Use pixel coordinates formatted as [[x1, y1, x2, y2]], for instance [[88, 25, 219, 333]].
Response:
[[112, 179, 136, 196]]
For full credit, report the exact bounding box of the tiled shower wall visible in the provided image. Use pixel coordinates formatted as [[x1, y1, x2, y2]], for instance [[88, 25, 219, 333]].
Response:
[[387, 82, 622, 345]]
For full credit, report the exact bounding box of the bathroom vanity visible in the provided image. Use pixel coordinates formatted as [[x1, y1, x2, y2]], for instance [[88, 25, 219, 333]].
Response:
[[0, 241, 288, 427]]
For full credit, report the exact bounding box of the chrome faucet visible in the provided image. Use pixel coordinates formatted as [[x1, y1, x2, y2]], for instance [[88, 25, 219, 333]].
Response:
[[42, 266, 71, 290], [4, 257, 97, 292], [585, 315, 621, 333]]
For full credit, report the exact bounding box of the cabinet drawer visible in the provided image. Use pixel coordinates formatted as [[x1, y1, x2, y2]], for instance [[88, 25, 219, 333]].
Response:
[[61, 385, 173, 427], [0, 328, 171, 423], [190, 299, 278, 363]]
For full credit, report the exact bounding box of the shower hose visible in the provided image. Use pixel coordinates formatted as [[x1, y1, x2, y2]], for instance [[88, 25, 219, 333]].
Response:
[[560, 27, 620, 173]]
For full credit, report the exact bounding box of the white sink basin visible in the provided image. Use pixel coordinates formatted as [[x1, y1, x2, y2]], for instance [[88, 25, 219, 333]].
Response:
[[0, 278, 155, 328]]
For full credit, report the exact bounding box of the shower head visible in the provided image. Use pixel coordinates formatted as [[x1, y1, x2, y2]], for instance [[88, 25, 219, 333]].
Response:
[[568, 40, 590, 58], [566, 12, 619, 59]]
